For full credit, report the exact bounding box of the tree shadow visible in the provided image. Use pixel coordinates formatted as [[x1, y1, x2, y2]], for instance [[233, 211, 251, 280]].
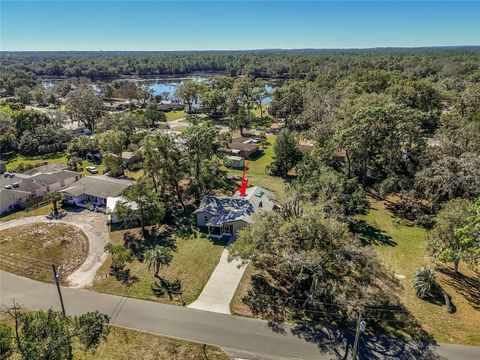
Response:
[[152, 277, 183, 301], [109, 266, 139, 286], [436, 265, 480, 311], [350, 220, 397, 246]]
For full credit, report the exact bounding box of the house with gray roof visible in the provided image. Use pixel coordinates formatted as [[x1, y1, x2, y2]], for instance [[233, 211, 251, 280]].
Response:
[[194, 186, 276, 238], [0, 164, 81, 215], [61, 175, 134, 212]]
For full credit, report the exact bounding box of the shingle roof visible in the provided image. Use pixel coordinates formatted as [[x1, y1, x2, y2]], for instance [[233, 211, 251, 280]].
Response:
[[195, 186, 276, 226], [0, 188, 31, 204], [61, 175, 134, 199], [229, 142, 259, 152], [194, 196, 255, 226]]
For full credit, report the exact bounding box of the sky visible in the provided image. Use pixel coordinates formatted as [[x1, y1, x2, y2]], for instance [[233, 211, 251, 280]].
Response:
[[1, 1, 479, 51]]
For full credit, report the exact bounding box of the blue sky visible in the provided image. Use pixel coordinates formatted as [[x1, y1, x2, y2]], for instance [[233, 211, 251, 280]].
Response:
[[1, 1, 479, 50]]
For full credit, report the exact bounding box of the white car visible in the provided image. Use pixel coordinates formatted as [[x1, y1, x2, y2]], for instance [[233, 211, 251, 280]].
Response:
[[85, 166, 98, 174]]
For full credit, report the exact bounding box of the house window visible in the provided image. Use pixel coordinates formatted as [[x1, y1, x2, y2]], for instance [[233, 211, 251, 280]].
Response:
[[224, 225, 231, 234], [204, 216, 209, 223]]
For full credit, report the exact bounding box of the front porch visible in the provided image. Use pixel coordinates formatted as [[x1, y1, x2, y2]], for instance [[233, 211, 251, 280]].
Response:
[[207, 223, 234, 240]]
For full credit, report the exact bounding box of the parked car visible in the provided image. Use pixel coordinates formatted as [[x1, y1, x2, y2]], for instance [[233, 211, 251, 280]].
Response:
[[85, 166, 98, 174]]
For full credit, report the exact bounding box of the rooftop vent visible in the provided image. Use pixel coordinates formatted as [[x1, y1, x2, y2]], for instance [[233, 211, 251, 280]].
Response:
[[255, 190, 264, 198], [4, 185, 12, 189], [9, 173, 14, 178], [4, 173, 10, 178], [12, 182, 19, 188]]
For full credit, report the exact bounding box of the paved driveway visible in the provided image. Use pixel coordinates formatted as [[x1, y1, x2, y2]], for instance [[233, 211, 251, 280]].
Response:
[[188, 247, 247, 314], [0, 209, 109, 288]]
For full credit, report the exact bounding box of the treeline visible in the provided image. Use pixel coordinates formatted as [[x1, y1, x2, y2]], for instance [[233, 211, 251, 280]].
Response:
[[1, 48, 479, 84]]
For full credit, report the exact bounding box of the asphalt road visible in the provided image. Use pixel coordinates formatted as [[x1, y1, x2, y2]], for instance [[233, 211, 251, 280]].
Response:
[[1, 271, 478, 360]]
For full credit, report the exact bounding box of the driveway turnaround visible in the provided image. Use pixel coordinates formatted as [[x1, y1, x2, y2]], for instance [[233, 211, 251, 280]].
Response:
[[188, 248, 247, 314], [1, 270, 479, 360], [0, 210, 109, 288]]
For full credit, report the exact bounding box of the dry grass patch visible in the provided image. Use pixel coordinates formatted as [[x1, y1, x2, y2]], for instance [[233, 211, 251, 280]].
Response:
[[0, 223, 89, 284], [90, 225, 226, 305]]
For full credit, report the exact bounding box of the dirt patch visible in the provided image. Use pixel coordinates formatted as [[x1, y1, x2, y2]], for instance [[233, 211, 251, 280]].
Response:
[[0, 223, 89, 284]]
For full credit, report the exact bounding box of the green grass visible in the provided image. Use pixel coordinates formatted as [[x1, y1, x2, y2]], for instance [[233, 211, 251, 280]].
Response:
[[89, 225, 226, 305], [165, 110, 187, 121], [226, 135, 287, 200], [4, 154, 68, 172], [358, 199, 480, 345], [0, 223, 89, 284], [0, 204, 52, 221], [251, 102, 270, 118]]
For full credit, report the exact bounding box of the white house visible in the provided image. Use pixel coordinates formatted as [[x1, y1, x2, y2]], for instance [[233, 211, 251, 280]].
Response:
[[61, 175, 134, 212], [194, 186, 276, 239]]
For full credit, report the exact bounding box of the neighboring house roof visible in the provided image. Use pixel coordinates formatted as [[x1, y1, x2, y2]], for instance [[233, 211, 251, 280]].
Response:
[[22, 163, 69, 175], [195, 186, 276, 226], [61, 175, 134, 199], [0, 188, 31, 204], [229, 142, 259, 153], [298, 144, 314, 154]]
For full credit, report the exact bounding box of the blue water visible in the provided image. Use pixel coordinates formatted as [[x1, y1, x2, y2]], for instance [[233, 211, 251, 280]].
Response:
[[43, 78, 273, 102]]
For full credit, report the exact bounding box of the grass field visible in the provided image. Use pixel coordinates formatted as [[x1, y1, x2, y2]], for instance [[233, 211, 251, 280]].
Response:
[[0, 315, 229, 360], [90, 224, 226, 305], [358, 199, 480, 345], [165, 110, 187, 121], [226, 135, 287, 200], [0, 223, 89, 284]]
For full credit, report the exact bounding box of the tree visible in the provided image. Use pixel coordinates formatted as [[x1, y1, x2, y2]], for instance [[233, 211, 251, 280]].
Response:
[[427, 198, 476, 273], [104, 243, 134, 274], [175, 80, 199, 113], [229, 107, 252, 136], [181, 121, 224, 204], [269, 81, 305, 128], [335, 103, 426, 190], [229, 203, 397, 319], [144, 245, 173, 279], [0, 112, 17, 154], [454, 198, 480, 270], [98, 130, 127, 176], [3, 305, 109, 360], [43, 191, 62, 215], [0, 324, 13, 359], [115, 179, 165, 235], [413, 267, 437, 299], [144, 99, 166, 127], [14, 86, 32, 105], [32, 86, 46, 105], [199, 86, 227, 117], [66, 84, 104, 131], [268, 129, 300, 177], [143, 133, 187, 209]]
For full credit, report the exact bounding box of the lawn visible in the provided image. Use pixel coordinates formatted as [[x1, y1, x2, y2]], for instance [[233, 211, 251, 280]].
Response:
[[0, 223, 89, 284], [0, 315, 229, 360], [226, 135, 287, 200], [4, 154, 68, 172], [0, 203, 52, 221], [358, 199, 480, 345], [89, 223, 226, 305], [165, 110, 187, 121]]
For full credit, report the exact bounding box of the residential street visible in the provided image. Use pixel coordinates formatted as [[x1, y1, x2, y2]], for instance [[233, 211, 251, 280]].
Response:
[[1, 271, 478, 360]]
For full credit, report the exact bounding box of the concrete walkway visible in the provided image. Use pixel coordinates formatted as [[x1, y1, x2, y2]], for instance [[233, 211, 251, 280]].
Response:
[[0, 210, 109, 288], [188, 247, 248, 314]]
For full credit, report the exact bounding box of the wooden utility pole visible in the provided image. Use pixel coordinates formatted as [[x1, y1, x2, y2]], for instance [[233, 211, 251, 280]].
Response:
[[52, 263, 66, 316], [352, 308, 363, 359]]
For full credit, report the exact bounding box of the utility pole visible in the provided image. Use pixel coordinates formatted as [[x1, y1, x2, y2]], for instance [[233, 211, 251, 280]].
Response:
[[52, 263, 66, 316], [352, 308, 366, 359]]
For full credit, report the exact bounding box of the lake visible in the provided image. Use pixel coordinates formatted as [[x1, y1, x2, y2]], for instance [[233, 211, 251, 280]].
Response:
[[43, 78, 273, 102]]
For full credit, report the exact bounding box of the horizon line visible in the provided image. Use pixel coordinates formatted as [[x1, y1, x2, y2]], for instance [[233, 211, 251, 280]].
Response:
[[2, 45, 480, 53]]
